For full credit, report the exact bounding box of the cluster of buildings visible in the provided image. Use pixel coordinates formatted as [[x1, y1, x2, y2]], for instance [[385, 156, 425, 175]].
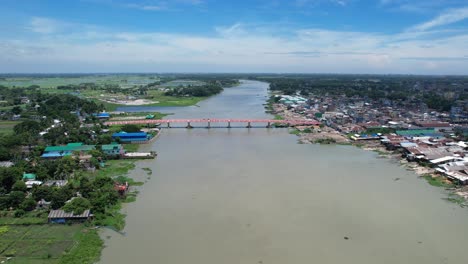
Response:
[[273, 94, 468, 185]]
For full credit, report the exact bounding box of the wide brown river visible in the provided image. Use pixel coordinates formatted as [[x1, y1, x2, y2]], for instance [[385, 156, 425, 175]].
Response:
[[100, 80, 468, 263]]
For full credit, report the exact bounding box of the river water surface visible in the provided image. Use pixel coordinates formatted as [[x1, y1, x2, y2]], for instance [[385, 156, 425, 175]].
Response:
[[100, 80, 468, 264]]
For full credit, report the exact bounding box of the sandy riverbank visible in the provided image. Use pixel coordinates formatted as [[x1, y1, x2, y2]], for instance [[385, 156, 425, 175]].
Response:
[[272, 104, 349, 144]]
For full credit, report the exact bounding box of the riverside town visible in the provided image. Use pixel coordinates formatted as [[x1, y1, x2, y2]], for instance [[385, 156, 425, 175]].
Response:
[[2, 1, 468, 263]]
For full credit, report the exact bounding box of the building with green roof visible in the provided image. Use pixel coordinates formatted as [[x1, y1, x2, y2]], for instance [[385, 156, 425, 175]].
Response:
[[23, 173, 36, 181], [102, 143, 124, 156]]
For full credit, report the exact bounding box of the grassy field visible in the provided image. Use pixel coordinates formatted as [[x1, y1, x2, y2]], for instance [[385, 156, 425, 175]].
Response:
[[0, 121, 20, 135], [0, 225, 84, 263], [0, 75, 160, 89], [1, 76, 210, 111]]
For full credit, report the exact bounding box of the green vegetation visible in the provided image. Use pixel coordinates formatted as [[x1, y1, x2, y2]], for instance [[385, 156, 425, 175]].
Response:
[[123, 144, 139, 152], [315, 138, 337, 144], [164, 83, 223, 97], [443, 194, 466, 207], [0, 225, 83, 263], [58, 227, 103, 264], [364, 127, 396, 135], [0, 121, 20, 135], [421, 174, 454, 188], [274, 114, 284, 120], [289, 129, 301, 135], [142, 167, 152, 175]]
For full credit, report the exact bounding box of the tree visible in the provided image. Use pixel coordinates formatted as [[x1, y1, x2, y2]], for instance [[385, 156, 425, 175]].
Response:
[[32, 185, 53, 201], [11, 106, 22, 115], [8, 191, 25, 208], [12, 181, 27, 192], [0, 167, 22, 192], [121, 124, 141, 133], [55, 156, 79, 179], [63, 197, 91, 214], [13, 120, 42, 135], [50, 187, 73, 210], [20, 198, 37, 211]]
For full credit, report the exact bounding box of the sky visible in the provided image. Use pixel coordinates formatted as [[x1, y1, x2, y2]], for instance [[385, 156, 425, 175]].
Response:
[[1, 0, 468, 74]]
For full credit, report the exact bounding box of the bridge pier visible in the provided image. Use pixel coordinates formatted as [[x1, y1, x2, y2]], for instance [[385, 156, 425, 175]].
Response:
[[167, 122, 171, 128], [207, 121, 211, 129], [246, 121, 251, 128], [266, 122, 271, 128], [186, 122, 193, 129], [227, 121, 231, 128]]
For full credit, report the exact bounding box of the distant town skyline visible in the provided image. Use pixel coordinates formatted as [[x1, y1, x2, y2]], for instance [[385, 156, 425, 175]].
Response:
[[1, 0, 468, 74]]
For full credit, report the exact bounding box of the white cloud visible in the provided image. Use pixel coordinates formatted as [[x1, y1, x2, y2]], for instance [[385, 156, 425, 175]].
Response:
[[29, 17, 62, 34], [409, 7, 468, 31], [3, 17, 468, 74], [124, 3, 166, 11]]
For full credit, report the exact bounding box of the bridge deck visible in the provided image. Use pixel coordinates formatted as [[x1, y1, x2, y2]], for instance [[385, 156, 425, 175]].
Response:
[[105, 118, 320, 126]]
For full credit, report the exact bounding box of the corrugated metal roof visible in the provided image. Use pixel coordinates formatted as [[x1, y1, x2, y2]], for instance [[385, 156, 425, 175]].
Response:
[[44, 144, 95, 153], [48, 209, 91, 219], [112, 132, 147, 137]]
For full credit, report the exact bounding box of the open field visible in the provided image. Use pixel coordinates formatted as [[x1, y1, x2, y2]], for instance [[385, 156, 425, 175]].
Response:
[[0, 75, 160, 89], [0, 225, 83, 263], [0, 75, 218, 111], [0, 121, 20, 134]]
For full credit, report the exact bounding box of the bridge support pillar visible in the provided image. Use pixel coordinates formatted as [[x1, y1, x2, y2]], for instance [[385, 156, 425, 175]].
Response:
[[267, 122, 271, 128], [167, 122, 171, 128], [227, 121, 231, 128], [186, 122, 193, 129], [207, 121, 211, 129], [247, 122, 251, 128]]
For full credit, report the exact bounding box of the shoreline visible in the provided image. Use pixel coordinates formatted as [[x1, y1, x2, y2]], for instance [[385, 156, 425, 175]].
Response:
[[269, 101, 468, 207]]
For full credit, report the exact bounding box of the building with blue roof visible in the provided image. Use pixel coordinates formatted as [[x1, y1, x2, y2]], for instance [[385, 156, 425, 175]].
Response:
[[112, 132, 151, 143], [93, 112, 110, 119], [41, 143, 96, 159]]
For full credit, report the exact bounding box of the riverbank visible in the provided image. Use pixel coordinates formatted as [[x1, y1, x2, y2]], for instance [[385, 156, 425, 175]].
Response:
[[269, 101, 468, 207], [271, 103, 349, 144]]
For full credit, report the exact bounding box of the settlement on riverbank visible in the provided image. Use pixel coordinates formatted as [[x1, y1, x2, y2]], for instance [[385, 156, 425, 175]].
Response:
[[269, 94, 468, 205]]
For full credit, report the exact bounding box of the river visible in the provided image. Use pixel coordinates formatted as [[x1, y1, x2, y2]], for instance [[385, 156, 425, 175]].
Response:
[[100, 80, 468, 264]]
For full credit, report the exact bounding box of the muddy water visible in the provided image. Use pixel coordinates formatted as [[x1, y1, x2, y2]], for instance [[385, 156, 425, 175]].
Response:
[[100, 81, 468, 264]]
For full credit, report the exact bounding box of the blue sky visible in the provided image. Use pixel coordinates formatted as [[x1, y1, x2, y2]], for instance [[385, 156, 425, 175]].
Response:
[[1, 0, 468, 74]]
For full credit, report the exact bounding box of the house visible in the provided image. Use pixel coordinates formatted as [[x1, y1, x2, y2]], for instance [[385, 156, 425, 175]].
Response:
[[436, 161, 468, 185], [48, 209, 93, 223], [0, 161, 14, 168], [23, 173, 36, 181], [102, 143, 125, 156], [94, 112, 110, 119], [41, 143, 96, 159], [396, 129, 443, 138], [44, 180, 68, 187], [26, 180, 42, 188], [112, 132, 151, 143]]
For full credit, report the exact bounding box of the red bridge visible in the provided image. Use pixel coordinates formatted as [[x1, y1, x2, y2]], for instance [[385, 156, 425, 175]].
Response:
[[105, 118, 320, 128]]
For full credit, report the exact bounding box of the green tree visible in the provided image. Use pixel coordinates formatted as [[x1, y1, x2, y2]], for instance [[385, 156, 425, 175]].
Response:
[[63, 197, 91, 214], [12, 180, 27, 192], [32, 185, 53, 201], [20, 198, 37, 211], [8, 191, 26, 208], [0, 167, 22, 192], [121, 124, 141, 133], [55, 156, 78, 179], [50, 187, 73, 210], [11, 106, 22, 115]]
